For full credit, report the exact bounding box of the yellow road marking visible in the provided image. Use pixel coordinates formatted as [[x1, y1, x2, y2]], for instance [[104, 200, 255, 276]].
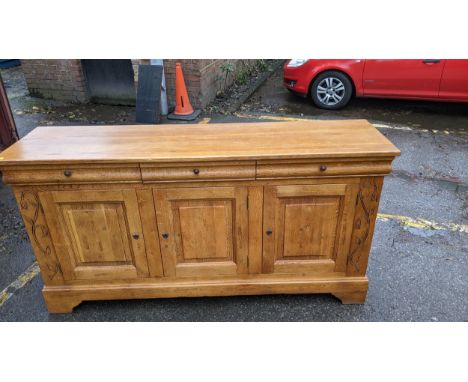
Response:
[[377, 213, 468, 234], [0, 262, 40, 308], [234, 112, 466, 135], [234, 112, 307, 122], [198, 117, 211, 124], [372, 123, 413, 131], [0, 213, 464, 309]]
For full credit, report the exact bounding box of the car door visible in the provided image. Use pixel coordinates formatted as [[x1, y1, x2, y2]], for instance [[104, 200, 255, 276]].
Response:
[[438, 59, 468, 101], [362, 59, 445, 98]]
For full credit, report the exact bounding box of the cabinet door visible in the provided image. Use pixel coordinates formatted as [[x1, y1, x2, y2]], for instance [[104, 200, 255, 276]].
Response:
[[39, 189, 149, 280], [263, 183, 358, 275], [154, 187, 249, 277]]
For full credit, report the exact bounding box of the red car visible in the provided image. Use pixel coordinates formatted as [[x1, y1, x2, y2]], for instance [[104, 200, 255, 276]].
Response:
[[284, 59, 468, 109]]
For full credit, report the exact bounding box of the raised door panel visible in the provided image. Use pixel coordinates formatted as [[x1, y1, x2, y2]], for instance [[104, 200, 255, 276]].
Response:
[[39, 189, 149, 280], [263, 183, 358, 275], [282, 196, 340, 259], [154, 187, 248, 277], [177, 200, 233, 261]]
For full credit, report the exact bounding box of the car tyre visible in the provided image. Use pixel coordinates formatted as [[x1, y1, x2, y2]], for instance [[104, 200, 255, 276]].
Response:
[[310, 71, 353, 110]]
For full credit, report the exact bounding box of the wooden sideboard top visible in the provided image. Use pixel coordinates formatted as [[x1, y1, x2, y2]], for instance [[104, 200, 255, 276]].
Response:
[[0, 120, 400, 166]]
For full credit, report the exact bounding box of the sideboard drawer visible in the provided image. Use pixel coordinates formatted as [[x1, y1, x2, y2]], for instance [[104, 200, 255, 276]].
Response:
[[2, 165, 141, 184], [141, 162, 256, 182], [256, 159, 393, 179]]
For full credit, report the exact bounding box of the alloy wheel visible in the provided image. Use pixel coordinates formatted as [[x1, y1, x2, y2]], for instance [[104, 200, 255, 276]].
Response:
[[316, 77, 346, 106]]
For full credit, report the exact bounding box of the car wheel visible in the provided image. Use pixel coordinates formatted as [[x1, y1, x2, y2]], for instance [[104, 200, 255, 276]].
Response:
[[310, 71, 353, 110]]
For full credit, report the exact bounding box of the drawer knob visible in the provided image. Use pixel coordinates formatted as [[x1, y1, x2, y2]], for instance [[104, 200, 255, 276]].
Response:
[[266, 229, 273, 236], [132, 233, 139, 240], [193, 168, 200, 175], [319, 165, 327, 172], [63, 170, 72, 177], [162, 233, 169, 239]]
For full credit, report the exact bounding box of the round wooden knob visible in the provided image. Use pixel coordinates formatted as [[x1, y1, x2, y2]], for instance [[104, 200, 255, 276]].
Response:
[[319, 165, 327, 172], [64, 170, 72, 177], [193, 168, 200, 175]]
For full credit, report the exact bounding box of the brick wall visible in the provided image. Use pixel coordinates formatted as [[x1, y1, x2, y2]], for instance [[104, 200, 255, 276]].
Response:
[[20, 59, 258, 109], [163, 59, 202, 108], [21, 59, 88, 102], [199, 59, 233, 107], [164, 59, 243, 109]]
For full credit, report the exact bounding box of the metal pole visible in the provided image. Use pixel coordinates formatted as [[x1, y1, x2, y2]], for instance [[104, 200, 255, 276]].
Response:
[[150, 59, 168, 115]]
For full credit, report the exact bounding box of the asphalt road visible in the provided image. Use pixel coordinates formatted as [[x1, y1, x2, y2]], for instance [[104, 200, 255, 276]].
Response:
[[0, 67, 467, 321]]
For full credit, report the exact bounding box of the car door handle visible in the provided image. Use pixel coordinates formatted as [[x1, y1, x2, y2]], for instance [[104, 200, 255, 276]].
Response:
[[422, 59, 441, 64]]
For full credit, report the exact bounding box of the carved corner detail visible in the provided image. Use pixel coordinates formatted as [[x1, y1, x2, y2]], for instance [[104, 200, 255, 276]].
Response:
[[19, 191, 63, 282], [347, 178, 382, 274]]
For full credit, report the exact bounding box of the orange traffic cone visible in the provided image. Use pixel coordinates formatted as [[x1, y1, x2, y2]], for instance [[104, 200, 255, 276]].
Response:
[[167, 62, 201, 121]]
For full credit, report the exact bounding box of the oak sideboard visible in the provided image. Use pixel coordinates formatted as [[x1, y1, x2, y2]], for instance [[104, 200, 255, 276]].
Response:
[[0, 120, 400, 313]]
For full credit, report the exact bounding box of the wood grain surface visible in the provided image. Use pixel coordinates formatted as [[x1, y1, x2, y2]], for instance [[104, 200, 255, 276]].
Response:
[[0, 120, 400, 165], [2, 121, 399, 312]]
